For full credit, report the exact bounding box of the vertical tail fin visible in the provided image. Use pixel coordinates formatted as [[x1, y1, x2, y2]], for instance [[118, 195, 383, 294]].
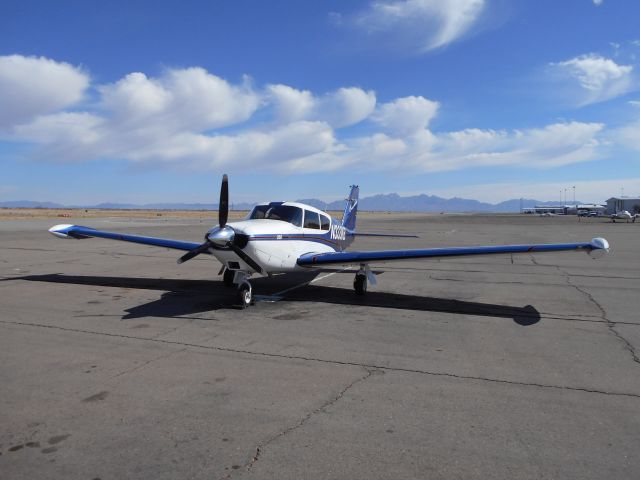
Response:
[[342, 185, 359, 230]]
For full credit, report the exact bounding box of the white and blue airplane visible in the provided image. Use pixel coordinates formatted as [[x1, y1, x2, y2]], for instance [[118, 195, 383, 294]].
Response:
[[611, 210, 638, 223], [49, 175, 610, 308]]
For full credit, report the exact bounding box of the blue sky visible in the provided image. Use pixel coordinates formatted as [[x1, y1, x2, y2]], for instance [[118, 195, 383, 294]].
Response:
[[1, 0, 639, 205]]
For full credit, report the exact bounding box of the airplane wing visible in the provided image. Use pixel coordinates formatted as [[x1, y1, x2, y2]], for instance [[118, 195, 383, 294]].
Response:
[[352, 232, 418, 238], [297, 238, 610, 267], [48, 224, 201, 252]]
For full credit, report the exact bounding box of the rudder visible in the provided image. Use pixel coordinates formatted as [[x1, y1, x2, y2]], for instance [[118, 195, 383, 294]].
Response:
[[342, 185, 359, 230]]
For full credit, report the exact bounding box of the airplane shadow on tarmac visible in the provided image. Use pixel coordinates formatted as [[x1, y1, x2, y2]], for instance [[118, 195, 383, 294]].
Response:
[[11, 272, 540, 326]]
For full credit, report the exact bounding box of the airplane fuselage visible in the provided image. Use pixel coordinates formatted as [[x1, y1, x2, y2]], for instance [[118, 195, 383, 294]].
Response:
[[208, 215, 354, 274]]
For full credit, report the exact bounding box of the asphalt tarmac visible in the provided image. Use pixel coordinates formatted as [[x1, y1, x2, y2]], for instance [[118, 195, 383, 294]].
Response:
[[1, 213, 639, 479]]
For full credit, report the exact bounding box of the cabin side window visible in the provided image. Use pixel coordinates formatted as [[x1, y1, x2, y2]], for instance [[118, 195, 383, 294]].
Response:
[[304, 210, 320, 229], [320, 215, 330, 230], [249, 205, 269, 219]]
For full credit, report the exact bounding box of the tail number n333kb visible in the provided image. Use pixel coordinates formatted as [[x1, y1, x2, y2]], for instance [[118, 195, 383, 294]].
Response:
[[330, 224, 346, 241]]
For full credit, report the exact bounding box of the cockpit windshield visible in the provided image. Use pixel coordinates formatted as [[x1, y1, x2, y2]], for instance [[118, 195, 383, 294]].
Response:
[[249, 204, 302, 227]]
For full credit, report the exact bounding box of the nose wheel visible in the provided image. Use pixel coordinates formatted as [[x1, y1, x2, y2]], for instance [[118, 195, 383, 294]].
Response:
[[238, 283, 252, 309], [232, 271, 254, 309]]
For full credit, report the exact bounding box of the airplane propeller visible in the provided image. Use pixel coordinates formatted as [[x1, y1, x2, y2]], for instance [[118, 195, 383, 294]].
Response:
[[177, 174, 263, 274]]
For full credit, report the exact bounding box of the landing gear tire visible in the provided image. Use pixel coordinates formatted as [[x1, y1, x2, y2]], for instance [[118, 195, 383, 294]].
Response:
[[238, 283, 252, 309], [223, 268, 235, 287], [354, 274, 367, 296]]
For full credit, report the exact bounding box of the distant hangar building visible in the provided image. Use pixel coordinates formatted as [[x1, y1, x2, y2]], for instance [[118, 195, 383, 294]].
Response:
[[606, 197, 640, 214]]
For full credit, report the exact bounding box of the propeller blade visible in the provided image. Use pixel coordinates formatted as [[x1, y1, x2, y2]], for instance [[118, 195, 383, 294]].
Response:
[[227, 242, 263, 274], [177, 242, 212, 264], [219, 174, 229, 228]]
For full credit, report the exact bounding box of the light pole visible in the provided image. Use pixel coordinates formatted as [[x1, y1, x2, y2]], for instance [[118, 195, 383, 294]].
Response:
[[573, 186, 575, 205]]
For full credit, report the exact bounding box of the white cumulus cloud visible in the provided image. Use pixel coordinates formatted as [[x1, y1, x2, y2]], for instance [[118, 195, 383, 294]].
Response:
[[372, 96, 440, 135], [119, 121, 341, 172], [550, 54, 635, 105], [100, 68, 260, 133], [267, 84, 315, 123], [0, 55, 89, 128], [267, 84, 375, 128], [316, 87, 377, 128], [347, 121, 604, 173], [3, 55, 610, 176], [355, 0, 486, 52]]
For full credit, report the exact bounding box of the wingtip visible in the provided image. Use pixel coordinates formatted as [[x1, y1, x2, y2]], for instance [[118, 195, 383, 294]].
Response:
[[589, 237, 610, 258], [48, 224, 75, 238]]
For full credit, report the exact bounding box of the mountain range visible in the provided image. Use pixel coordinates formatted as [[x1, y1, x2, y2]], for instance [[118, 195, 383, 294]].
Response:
[[0, 194, 577, 213]]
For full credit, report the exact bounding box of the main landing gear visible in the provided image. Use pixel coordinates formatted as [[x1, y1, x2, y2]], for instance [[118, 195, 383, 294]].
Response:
[[354, 264, 376, 296], [354, 273, 367, 295]]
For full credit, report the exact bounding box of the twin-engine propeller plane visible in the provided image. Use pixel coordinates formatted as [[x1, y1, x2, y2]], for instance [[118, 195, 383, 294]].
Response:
[[49, 175, 610, 308]]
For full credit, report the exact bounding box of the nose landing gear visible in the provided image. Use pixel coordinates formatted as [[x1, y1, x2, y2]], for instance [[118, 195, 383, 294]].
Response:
[[220, 267, 255, 308], [238, 282, 252, 309], [229, 270, 253, 310]]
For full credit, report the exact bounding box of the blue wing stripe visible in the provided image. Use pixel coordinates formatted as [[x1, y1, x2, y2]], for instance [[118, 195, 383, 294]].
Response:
[[51, 225, 201, 252], [297, 242, 596, 266]]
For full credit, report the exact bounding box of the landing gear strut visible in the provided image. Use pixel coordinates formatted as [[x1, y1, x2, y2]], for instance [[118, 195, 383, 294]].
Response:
[[223, 268, 235, 287]]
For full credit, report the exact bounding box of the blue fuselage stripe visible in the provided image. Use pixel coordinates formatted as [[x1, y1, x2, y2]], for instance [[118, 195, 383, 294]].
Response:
[[248, 232, 352, 251]]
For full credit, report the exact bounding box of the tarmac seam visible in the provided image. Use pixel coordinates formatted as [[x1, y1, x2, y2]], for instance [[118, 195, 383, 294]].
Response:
[[2, 319, 640, 399], [559, 268, 640, 367], [111, 348, 186, 379], [385, 264, 640, 281], [3, 246, 170, 259], [429, 274, 639, 291], [221, 367, 376, 479]]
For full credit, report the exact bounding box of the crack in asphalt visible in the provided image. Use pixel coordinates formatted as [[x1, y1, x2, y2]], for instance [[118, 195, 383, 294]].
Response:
[[149, 321, 194, 340], [558, 267, 640, 366], [3, 246, 183, 260], [2, 319, 639, 399], [427, 274, 637, 326], [111, 348, 186, 379], [430, 274, 566, 287], [428, 274, 640, 292], [384, 264, 640, 281], [220, 368, 376, 479]]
